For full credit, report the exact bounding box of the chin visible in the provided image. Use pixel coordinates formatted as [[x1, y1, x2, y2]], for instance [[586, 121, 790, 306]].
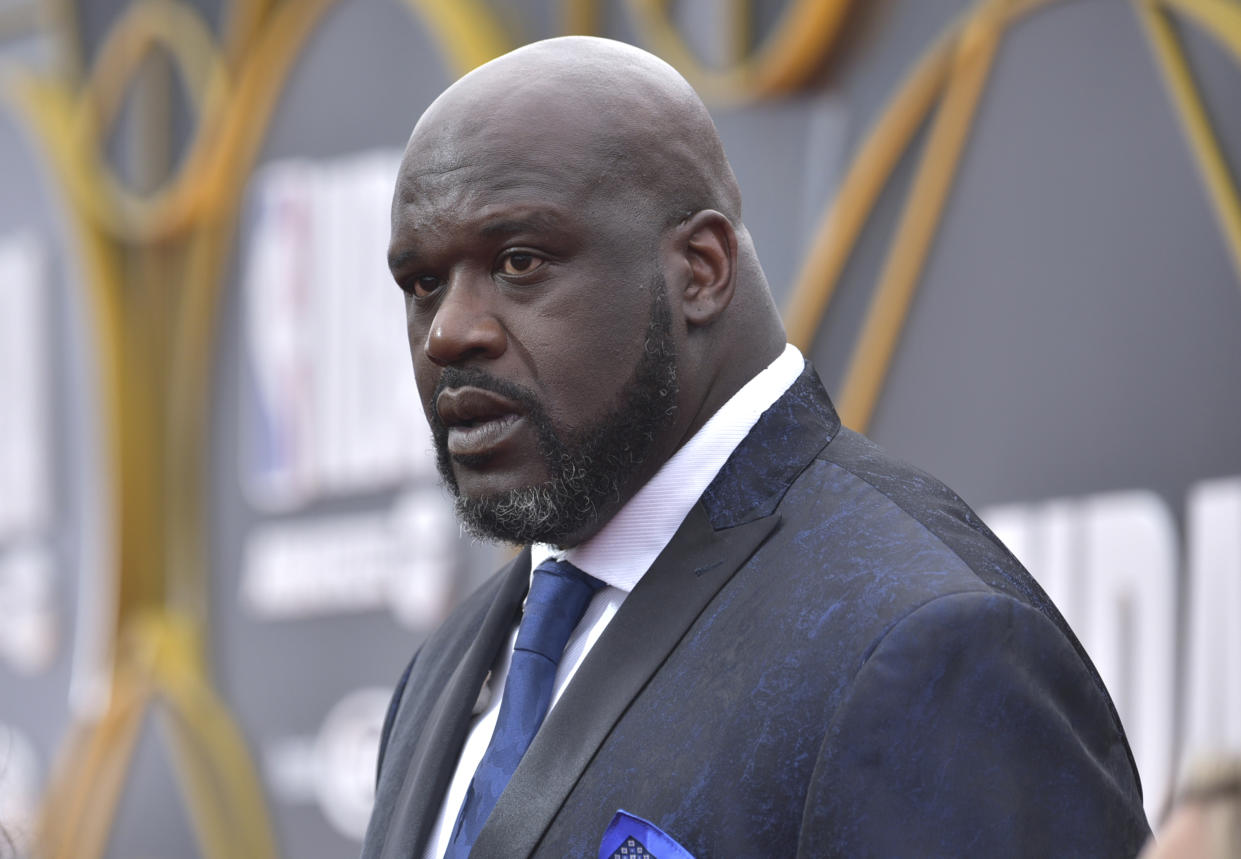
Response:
[[449, 459, 550, 503], [451, 473, 626, 548]]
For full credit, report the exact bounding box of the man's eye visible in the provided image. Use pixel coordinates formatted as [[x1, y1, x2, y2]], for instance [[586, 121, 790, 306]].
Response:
[[497, 252, 544, 277], [409, 275, 441, 297]]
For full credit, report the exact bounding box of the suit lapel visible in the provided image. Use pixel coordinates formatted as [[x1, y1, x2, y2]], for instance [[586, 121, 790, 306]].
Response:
[[471, 503, 781, 858], [471, 365, 840, 856], [700, 362, 840, 529], [405, 364, 839, 857], [378, 548, 531, 859]]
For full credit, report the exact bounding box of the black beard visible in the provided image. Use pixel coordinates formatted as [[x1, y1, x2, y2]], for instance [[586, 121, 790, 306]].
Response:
[[428, 284, 678, 548]]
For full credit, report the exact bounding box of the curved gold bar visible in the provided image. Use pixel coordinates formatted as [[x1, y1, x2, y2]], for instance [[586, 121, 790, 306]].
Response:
[[627, 0, 856, 102], [402, 0, 515, 75], [1140, 0, 1241, 292], [4, 3, 342, 857], [783, 0, 1239, 433]]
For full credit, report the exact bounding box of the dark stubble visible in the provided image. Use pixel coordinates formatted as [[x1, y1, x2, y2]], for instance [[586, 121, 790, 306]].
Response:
[[428, 281, 678, 548]]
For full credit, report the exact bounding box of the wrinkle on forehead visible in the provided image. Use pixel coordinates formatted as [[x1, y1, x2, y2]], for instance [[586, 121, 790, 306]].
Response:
[[393, 153, 604, 236]]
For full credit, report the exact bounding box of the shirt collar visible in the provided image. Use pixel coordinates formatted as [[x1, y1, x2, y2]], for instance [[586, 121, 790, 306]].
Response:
[[531, 343, 804, 591]]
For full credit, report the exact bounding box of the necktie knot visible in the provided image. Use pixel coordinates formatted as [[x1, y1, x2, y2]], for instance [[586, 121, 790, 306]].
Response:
[[517, 559, 605, 661]]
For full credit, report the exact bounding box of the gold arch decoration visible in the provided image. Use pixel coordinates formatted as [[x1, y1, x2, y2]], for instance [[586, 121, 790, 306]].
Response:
[[401, 0, 858, 102], [402, 0, 517, 73], [400, 0, 608, 74], [782, 0, 1241, 433], [1, 0, 341, 856], [0, 0, 1237, 855], [398, 0, 1240, 432], [627, 0, 857, 102]]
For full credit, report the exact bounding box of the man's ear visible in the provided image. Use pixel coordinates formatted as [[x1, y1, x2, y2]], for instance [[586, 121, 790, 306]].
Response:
[[675, 209, 737, 326]]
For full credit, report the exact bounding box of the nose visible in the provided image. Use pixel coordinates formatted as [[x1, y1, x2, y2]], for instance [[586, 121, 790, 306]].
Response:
[[422, 274, 507, 366]]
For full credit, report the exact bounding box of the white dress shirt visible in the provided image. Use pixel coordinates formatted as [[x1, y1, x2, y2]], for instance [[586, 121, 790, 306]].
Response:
[[422, 343, 804, 858]]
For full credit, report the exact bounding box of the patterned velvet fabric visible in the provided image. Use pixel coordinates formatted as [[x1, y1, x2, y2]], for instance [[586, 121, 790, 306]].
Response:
[[364, 364, 1150, 858]]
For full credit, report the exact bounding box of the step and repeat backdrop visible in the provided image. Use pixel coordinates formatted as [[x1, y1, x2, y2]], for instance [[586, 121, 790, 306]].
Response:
[[1, 0, 1239, 856]]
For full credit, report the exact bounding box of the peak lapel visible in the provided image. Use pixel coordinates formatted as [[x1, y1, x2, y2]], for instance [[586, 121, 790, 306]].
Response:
[[377, 549, 531, 859], [471, 503, 781, 858], [701, 362, 840, 528], [464, 363, 839, 857]]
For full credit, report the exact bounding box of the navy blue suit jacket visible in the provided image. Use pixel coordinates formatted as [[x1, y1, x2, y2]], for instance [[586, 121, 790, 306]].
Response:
[[363, 365, 1150, 857]]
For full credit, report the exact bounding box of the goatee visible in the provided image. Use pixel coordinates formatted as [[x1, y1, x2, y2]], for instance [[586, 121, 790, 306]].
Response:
[[428, 283, 678, 548]]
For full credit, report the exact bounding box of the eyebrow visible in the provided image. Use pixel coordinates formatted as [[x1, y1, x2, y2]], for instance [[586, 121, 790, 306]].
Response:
[[388, 248, 419, 273], [388, 209, 568, 272], [477, 211, 565, 239]]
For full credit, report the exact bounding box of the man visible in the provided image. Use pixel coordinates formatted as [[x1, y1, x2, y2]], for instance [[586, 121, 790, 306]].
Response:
[[364, 35, 1150, 858]]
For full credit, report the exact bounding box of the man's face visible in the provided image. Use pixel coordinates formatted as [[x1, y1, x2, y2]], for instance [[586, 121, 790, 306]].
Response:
[[389, 112, 682, 546]]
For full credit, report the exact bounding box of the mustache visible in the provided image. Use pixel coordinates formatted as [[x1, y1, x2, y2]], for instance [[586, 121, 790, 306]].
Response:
[[431, 367, 544, 426]]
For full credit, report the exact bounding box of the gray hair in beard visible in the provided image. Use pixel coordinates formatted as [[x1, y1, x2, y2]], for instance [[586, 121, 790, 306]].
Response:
[[429, 279, 678, 548]]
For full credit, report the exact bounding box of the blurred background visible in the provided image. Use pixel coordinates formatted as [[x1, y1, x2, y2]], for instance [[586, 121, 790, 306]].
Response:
[[0, 0, 1238, 856]]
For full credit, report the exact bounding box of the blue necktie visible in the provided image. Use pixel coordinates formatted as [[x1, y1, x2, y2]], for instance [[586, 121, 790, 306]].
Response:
[[445, 558, 603, 858]]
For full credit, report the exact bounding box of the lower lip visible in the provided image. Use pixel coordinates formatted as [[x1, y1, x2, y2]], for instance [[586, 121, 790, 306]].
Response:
[[446, 414, 524, 457]]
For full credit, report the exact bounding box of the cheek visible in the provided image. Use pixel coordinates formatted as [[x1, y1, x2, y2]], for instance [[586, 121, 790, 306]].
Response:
[[527, 292, 652, 422], [405, 300, 426, 355]]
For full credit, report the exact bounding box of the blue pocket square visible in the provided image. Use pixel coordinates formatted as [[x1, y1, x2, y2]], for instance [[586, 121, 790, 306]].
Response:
[[598, 810, 696, 859]]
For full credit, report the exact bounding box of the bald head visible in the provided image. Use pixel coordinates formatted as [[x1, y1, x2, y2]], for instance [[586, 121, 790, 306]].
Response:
[[390, 37, 787, 545], [407, 36, 743, 227]]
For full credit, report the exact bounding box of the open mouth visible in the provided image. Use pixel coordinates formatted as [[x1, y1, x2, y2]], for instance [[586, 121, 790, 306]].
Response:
[[436, 387, 526, 457]]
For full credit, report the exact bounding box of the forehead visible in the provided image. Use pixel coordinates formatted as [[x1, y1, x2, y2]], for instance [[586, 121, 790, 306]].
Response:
[[406, 84, 610, 191], [396, 149, 596, 214], [389, 115, 641, 259], [390, 159, 595, 266]]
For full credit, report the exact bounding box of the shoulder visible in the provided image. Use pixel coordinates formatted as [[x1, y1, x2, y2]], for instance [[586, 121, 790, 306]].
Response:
[[757, 425, 1136, 760], [794, 426, 1083, 643], [754, 430, 1150, 852], [798, 589, 1149, 856]]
